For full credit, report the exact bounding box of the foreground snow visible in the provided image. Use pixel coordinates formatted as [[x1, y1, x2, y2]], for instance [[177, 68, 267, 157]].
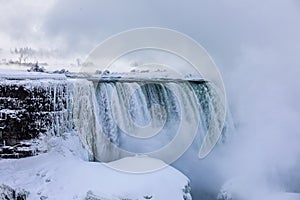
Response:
[[0, 134, 190, 200]]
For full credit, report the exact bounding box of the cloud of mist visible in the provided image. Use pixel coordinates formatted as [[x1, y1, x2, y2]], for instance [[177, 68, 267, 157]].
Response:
[[0, 0, 57, 48], [216, 44, 300, 197]]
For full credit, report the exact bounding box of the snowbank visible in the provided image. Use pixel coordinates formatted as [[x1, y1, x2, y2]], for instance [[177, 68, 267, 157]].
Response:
[[0, 69, 66, 80], [0, 133, 191, 200]]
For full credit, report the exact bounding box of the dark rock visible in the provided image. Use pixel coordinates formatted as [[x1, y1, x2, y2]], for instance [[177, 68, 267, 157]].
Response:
[[85, 191, 101, 200], [53, 69, 69, 74], [0, 184, 29, 200], [27, 63, 45, 73], [45, 179, 51, 183], [85, 191, 111, 200], [15, 189, 29, 200], [182, 182, 192, 200], [0, 184, 15, 200], [0, 79, 73, 158], [102, 70, 110, 76]]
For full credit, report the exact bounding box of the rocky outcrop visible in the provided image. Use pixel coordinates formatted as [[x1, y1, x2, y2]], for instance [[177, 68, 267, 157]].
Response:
[[0, 141, 38, 158], [182, 182, 192, 200], [0, 184, 29, 200], [85, 191, 109, 200], [0, 79, 73, 158]]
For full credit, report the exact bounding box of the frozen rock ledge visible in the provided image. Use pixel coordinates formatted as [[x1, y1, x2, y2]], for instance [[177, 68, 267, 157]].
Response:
[[0, 184, 29, 200]]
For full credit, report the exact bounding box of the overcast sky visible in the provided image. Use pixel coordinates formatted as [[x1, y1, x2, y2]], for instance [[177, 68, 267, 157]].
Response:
[[0, 0, 299, 67]]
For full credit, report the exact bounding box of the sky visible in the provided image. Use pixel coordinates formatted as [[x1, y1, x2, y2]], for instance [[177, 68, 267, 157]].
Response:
[[1, 0, 300, 198], [1, 0, 299, 67]]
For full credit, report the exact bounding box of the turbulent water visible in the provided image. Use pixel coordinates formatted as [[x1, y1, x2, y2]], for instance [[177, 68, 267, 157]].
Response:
[[71, 78, 232, 199], [71, 79, 230, 161], [71, 79, 121, 161]]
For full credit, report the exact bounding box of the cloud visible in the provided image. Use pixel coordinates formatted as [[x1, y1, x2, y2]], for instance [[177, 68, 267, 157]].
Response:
[[0, 0, 57, 49], [1, 0, 299, 62]]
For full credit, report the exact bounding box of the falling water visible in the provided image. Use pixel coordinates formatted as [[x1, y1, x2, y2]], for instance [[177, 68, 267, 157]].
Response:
[[70, 78, 233, 199], [71, 79, 122, 161], [72, 79, 230, 162]]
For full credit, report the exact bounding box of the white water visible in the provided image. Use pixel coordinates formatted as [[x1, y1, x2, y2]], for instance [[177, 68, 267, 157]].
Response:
[[71, 79, 121, 162], [71, 79, 231, 199]]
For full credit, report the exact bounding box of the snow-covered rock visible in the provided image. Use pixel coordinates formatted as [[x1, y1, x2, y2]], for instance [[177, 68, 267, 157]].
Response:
[[0, 77, 73, 158], [0, 69, 66, 80], [0, 133, 191, 200], [0, 184, 29, 200]]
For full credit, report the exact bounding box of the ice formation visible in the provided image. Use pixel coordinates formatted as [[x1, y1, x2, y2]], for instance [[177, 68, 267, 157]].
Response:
[[71, 79, 228, 164]]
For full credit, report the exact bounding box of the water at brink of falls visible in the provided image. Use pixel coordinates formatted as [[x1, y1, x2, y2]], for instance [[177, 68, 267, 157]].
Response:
[[71, 78, 233, 199]]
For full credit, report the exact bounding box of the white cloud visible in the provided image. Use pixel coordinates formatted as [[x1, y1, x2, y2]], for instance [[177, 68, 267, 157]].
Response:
[[0, 0, 57, 49]]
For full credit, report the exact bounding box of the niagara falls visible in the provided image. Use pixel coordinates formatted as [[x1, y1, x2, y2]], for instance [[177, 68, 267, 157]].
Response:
[[0, 1, 300, 200]]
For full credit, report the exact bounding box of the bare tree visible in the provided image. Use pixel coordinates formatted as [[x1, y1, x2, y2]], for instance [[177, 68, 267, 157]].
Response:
[[14, 47, 35, 64]]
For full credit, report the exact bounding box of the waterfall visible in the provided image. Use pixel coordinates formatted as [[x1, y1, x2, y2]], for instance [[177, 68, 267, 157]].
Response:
[[71, 79, 229, 163], [71, 79, 122, 161]]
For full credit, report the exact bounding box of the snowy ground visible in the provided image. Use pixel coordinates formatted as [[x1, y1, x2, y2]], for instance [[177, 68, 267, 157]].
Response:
[[0, 133, 190, 200], [0, 68, 203, 82], [0, 69, 66, 80]]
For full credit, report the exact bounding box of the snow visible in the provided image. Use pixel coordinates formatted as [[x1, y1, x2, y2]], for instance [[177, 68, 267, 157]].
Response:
[[0, 68, 204, 82], [0, 69, 66, 80], [106, 156, 168, 173], [74, 72, 204, 83], [0, 133, 190, 200]]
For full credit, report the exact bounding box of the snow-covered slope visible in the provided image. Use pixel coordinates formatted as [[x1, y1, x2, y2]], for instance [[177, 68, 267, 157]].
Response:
[[0, 69, 66, 80], [0, 133, 191, 200]]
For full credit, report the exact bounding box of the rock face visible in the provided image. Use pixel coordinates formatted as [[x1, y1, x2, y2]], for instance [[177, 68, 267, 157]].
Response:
[[0, 79, 73, 158], [0, 184, 29, 200]]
